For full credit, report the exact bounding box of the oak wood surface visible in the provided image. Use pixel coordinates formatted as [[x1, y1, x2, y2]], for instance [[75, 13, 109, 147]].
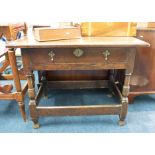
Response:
[[24, 47, 128, 71], [15, 35, 148, 127], [45, 70, 108, 81], [37, 105, 122, 116], [6, 36, 149, 48], [33, 26, 81, 41], [45, 80, 109, 89]]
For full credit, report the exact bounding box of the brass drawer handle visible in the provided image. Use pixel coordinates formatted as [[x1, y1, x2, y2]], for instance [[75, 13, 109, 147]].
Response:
[[73, 48, 84, 57], [103, 50, 110, 61], [48, 51, 55, 61]]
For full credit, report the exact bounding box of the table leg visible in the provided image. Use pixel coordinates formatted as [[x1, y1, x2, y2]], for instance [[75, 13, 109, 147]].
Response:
[[119, 48, 136, 126], [119, 71, 133, 126], [119, 96, 128, 126], [27, 73, 40, 128], [119, 73, 131, 126], [42, 71, 48, 99]]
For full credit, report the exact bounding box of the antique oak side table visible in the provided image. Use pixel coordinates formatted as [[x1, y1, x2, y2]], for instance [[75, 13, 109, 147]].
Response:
[[6, 36, 149, 128]]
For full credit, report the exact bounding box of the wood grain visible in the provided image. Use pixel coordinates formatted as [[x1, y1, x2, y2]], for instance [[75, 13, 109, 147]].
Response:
[[33, 26, 81, 41], [6, 36, 150, 48], [18, 35, 149, 127]]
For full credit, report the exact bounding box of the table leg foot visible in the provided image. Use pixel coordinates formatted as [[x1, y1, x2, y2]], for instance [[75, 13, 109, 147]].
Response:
[[118, 120, 126, 126], [33, 122, 40, 129], [44, 96, 48, 99]]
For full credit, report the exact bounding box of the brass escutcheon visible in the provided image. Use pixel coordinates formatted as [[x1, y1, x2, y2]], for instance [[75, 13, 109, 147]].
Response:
[[48, 51, 55, 61], [73, 48, 84, 57], [102, 50, 110, 61]]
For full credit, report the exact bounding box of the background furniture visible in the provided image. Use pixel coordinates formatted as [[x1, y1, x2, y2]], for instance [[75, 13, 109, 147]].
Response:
[[80, 22, 137, 36], [0, 49, 27, 121], [0, 23, 28, 121], [6, 36, 149, 128], [129, 28, 155, 102], [0, 23, 27, 40]]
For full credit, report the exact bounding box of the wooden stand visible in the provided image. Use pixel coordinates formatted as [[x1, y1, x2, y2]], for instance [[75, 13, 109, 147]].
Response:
[[6, 36, 149, 128]]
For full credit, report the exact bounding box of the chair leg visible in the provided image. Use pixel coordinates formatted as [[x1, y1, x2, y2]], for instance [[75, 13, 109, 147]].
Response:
[[18, 102, 27, 122]]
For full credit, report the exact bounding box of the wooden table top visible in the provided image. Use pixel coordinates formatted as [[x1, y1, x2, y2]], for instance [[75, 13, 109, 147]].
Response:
[[6, 36, 150, 48]]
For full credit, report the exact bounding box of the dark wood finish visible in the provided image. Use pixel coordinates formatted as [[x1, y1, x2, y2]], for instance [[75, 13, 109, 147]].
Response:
[[45, 70, 108, 81], [6, 36, 149, 128], [129, 28, 155, 102], [45, 80, 109, 89], [25, 47, 127, 70], [37, 105, 122, 116]]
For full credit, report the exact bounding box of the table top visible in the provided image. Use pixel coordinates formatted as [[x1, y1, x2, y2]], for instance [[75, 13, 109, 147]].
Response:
[[6, 36, 150, 48]]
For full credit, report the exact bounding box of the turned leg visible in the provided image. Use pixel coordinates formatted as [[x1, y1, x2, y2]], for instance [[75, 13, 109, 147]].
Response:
[[27, 73, 40, 128], [119, 72, 130, 126], [119, 48, 136, 126], [42, 71, 48, 99], [109, 70, 116, 96], [8, 50, 27, 122], [119, 72, 132, 126], [119, 97, 128, 126]]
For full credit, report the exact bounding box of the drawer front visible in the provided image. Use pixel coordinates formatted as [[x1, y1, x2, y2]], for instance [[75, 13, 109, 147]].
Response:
[[28, 47, 127, 63], [24, 47, 128, 70]]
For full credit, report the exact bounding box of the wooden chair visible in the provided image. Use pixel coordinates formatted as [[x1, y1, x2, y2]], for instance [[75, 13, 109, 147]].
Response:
[[0, 47, 28, 121], [0, 23, 28, 122]]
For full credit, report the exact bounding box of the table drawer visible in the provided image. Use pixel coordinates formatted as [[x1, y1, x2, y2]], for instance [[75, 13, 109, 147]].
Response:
[[25, 47, 128, 70], [23, 47, 128, 70]]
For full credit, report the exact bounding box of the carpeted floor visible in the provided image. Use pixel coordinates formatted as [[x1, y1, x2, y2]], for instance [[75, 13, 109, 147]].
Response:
[[0, 78, 155, 133]]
